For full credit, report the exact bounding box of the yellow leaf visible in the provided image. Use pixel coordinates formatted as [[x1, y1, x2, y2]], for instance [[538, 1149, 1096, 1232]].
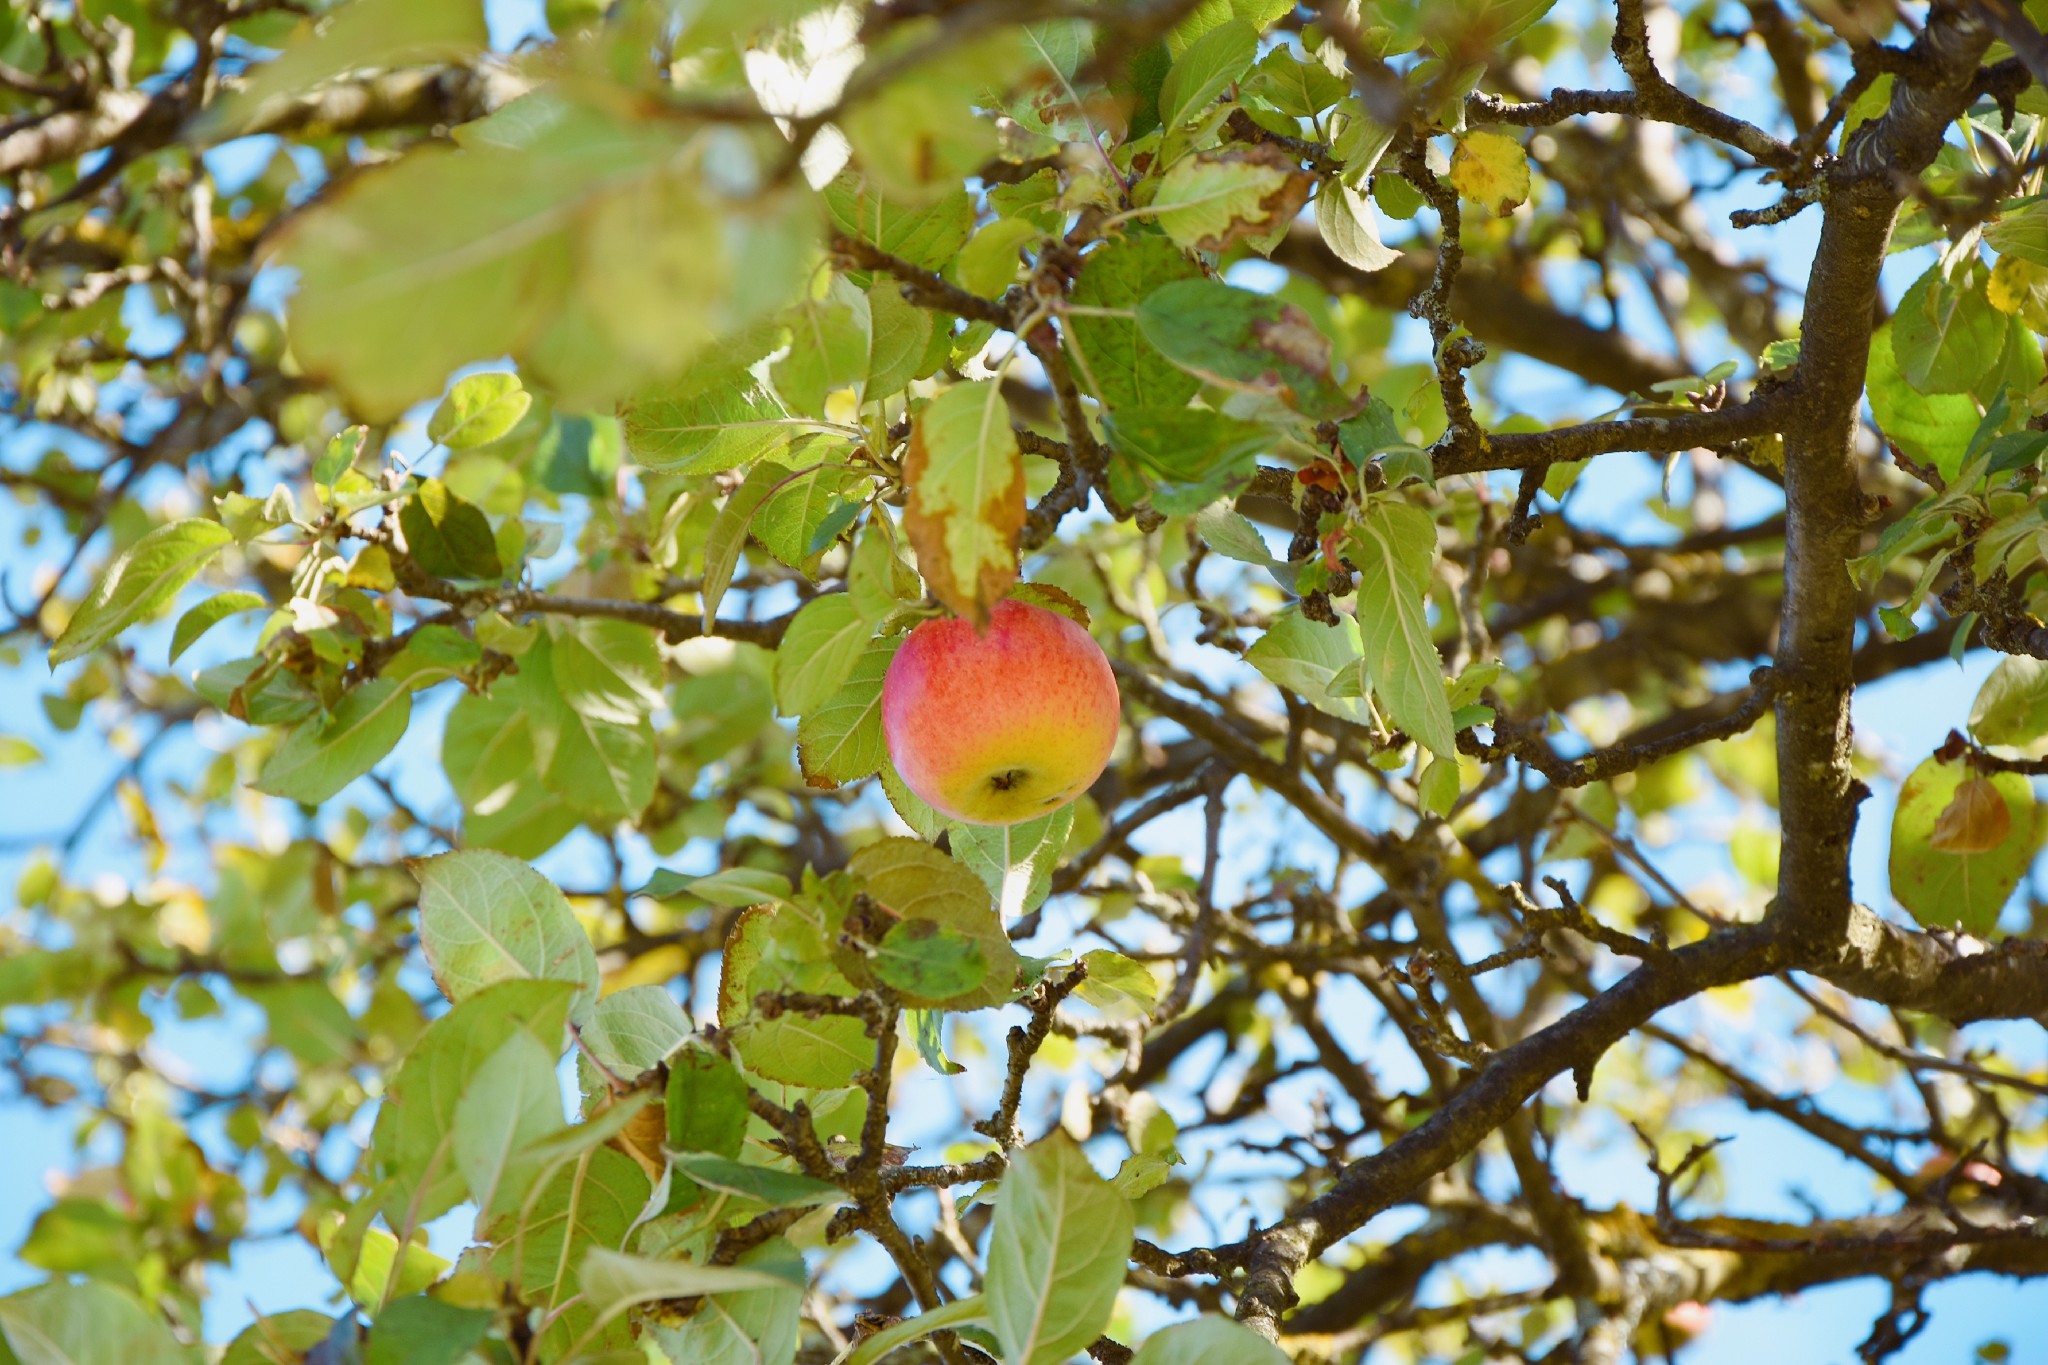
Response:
[[1449, 129, 1531, 216]]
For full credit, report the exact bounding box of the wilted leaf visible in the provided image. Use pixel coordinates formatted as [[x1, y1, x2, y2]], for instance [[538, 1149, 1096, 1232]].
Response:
[[1448, 129, 1531, 215], [1890, 755, 2035, 935], [1151, 144, 1314, 255], [904, 380, 1025, 625], [1136, 279, 1353, 418], [1930, 776, 2015, 853]]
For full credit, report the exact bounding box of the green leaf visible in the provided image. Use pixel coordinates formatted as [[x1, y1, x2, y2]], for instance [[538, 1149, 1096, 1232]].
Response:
[[244, 980, 358, 1066], [1889, 755, 2036, 935], [1418, 755, 1461, 816], [1348, 501, 1455, 757], [511, 1092, 653, 1176], [678, 867, 794, 907], [0, 735, 42, 767], [851, 838, 1024, 1009], [485, 1147, 650, 1360], [722, 905, 873, 1088], [1151, 145, 1313, 255], [907, 1008, 966, 1075], [0, 1279, 196, 1365], [1971, 656, 2048, 747], [619, 327, 794, 474], [1130, 1316, 1291, 1365], [550, 618, 664, 726], [514, 633, 658, 822], [839, 48, 1004, 202], [1894, 261, 2003, 396], [958, 218, 1043, 298], [51, 518, 233, 666], [1068, 235, 1202, 412], [192, 657, 318, 726], [1247, 608, 1369, 724], [1194, 504, 1289, 572], [775, 595, 879, 719], [846, 1294, 990, 1365], [167, 591, 266, 666], [849, 526, 918, 619], [222, 1311, 333, 1365], [645, 1239, 805, 1365], [867, 284, 937, 398], [1867, 322, 1978, 479], [1986, 199, 2048, 266], [666, 1153, 845, 1209], [904, 380, 1025, 625], [442, 693, 580, 858], [253, 678, 413, 804], [579, 1245, 805, 1329], [1103, 406, 1270, 483], [428, 372, 531, 449], [1137, 279, 1352, 418], [774, 279, 872, 417], [1158, 20, 1258, 128], [1244, 47, 1348, 117], [400, 478, 504, 580], [278, 97, 808, 418], [210, 0, 485, 132], [1316, 180, 1401, 272], [984, 1133, 1134, 1365], [1073, 949, 1161, 1021], [362, 1295, 493, 1365], [315, 426, 369, 489], [756, 465, 866, 569], [370, 979, 578, 1225], [412, 849, 600, 1019], [824, 179, 975, 273], [667, 1045, 750, 1158], [873, 919, 990, 1000], [948, 805, 1075, 917], [581, 985, 690, 1080], [798, 635, 900, 788], [703, 461, 789, 630], [317, 1204, 449, 1310]]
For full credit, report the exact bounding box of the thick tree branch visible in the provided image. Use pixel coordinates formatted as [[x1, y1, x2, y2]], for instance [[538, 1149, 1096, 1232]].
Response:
[[1772, 2, 1995, 956]]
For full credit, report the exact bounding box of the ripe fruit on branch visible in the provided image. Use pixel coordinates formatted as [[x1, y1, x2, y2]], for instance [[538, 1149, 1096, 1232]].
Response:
[[882, 598, 1119, 826]]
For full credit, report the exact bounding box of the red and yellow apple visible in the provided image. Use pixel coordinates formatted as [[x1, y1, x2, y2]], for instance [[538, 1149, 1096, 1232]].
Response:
[[882, 598, 1119, 826]]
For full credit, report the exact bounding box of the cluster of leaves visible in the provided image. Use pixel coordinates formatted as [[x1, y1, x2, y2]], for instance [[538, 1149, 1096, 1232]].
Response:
[[10, 0, 2048, 1362]]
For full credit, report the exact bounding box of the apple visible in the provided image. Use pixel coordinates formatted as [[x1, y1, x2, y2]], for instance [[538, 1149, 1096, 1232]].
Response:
[[882, 598, 1120, 826]]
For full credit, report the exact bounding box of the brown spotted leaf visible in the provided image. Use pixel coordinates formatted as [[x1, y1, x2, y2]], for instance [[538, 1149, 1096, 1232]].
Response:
[[1930, 775, 2014, 853], [903, 380, 1025, 626], [1448, 129, 1531, 217], [1890, 756, 2036, 935], [1151, 144, 1314, 255]]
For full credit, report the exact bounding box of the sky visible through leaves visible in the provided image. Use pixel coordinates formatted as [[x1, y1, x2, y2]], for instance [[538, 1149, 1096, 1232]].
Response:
[[5, 0, 2048, 1360]]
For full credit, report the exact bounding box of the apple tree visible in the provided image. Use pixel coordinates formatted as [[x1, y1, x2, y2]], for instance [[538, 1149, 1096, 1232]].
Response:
[[7, 0, 2048, 1362]]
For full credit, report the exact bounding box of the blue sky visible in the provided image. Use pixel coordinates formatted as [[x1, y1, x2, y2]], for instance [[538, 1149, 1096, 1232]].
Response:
[[4, 1, 2047, 1361]]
